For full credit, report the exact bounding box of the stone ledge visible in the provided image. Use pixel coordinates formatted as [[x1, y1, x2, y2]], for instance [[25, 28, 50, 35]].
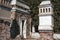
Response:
[[53, 34, 60, 39]]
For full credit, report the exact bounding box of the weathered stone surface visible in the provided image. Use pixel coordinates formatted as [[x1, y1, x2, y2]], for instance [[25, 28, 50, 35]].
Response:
[[26, 15, 31, 38], [39, 32, 53, 40], [0, 24, 6, 40]]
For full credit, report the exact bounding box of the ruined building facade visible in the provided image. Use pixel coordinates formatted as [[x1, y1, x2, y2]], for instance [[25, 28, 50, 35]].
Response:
[[0, 0, 31, 40], [0, 0, 60, 40]]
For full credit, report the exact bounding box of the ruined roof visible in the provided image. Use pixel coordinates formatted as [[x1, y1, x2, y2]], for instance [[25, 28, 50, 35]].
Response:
[[11, 0, 30, 9], [10, 0, 30, 14], [38, 0, 53, 8], [40, 0, 51, 5]]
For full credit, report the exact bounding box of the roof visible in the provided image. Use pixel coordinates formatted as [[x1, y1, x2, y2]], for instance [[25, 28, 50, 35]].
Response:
[[40, 0, 51, 5], [11, 0, 30, 6], [11, 0, 30, 9], [38, 0, 53, 8], [11, 7, 30, 14], [10, 0, 30, 14]]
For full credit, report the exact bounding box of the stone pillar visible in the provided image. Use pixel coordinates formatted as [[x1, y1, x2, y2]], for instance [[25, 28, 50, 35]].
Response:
[[19, 17, 22, 36], [32, 25, 35, 32], [23, 19, 27, 38], [38, 0, 54, 40], [19, 15, 26, 39], [26, 15, 31, 39]]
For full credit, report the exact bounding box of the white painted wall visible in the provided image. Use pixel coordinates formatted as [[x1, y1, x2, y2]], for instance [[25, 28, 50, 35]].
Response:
[[39, 16, 52, 25], [40, 1, 51, 5]]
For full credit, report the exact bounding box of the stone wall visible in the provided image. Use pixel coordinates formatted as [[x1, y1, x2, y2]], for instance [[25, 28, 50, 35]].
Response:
[[0, 23, 10, 40], [0, 23, 54, 40], [39, 32, 53, 40]]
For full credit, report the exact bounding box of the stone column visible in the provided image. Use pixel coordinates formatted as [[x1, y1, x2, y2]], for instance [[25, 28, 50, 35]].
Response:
[[19, 17, 22, 36], [38, 0, 54, 40], [32, 25, 35, 32], [26, 15, 31, 39], [23, 19, 27, 38]]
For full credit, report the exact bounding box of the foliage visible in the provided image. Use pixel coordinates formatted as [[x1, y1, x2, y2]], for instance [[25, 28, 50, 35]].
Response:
[[51, 0, 60, 33], [24, 0, 41, 26], [24, 0, 60, 33]]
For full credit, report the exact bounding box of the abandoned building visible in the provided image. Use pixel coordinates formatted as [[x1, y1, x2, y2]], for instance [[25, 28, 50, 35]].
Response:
[[38, 0, 60, 40], [0, 0, 31, 40], [0, 0, 60, 40]]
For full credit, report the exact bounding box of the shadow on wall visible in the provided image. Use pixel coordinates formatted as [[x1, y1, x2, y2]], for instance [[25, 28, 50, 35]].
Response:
[[10, 19, 20, 39], [0, 18, 4, 23], [0, 18, 20, 39], [0, 18, 10, 26]]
